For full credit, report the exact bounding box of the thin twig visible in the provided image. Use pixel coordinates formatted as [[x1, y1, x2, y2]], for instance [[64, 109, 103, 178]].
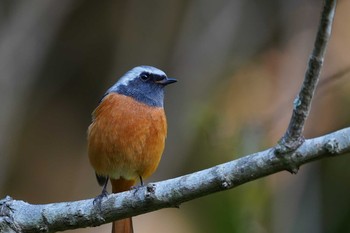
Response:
[[263, 65, 350, 136], [277, 0, 337, 153]]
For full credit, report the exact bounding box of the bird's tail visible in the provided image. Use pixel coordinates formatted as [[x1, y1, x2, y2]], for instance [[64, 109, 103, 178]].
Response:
[[110, 178, 136, 233]]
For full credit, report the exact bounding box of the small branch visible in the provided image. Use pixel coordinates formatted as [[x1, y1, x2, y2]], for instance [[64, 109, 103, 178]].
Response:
[[278, 0, 337, 152], [1, 127, 350, 233]]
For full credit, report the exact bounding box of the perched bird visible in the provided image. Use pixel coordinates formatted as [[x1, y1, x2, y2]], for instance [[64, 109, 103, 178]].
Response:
[[88, 66, 176, 233]]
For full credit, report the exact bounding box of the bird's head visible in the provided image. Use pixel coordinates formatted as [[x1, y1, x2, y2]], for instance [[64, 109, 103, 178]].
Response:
[[106, 66, 177, 107]]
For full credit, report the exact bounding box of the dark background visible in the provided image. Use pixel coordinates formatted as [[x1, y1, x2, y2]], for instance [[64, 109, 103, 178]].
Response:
[[1, 1, 350, 232]]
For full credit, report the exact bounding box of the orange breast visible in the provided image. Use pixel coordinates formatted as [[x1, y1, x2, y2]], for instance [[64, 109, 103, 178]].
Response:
[[88, 93, 167, 181]]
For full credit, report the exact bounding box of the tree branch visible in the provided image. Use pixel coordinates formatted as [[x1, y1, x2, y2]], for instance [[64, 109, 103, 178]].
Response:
[[277, 0, 337, 152], [1, 127, 350, 232]]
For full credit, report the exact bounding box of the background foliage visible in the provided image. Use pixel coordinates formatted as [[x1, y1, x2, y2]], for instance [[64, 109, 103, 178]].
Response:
[[1, 1, 350, 232]]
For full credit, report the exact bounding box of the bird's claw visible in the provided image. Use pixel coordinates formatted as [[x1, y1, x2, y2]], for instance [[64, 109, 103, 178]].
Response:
[[131, 184, 144, 194], [93, 189, 109, 208]]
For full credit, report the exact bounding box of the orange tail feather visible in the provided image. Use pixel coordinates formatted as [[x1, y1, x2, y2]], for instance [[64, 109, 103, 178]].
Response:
[[110, 178, 136, 233], [112, 218, 133, 233]]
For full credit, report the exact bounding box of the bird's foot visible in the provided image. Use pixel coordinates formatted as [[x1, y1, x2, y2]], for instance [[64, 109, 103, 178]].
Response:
[[131, 175, 144, 194], [131, 184, 144, 194], [93, 189, 109, 208]]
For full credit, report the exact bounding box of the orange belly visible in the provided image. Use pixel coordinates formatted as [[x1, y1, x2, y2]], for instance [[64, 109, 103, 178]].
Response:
[[88, 93, 167, 181]]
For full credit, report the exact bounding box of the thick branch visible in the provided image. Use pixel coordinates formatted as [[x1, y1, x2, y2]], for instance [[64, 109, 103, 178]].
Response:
[[1, 127, 350, 233], [278, 0, 337, 152]]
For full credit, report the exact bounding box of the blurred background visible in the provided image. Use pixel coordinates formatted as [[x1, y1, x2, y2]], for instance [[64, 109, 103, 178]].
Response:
[[1, 0, 350, 232]]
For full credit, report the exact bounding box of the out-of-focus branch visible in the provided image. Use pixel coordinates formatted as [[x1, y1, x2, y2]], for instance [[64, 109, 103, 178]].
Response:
[[1, 127, 350, 233], [277, 0, 337, 153], [318, 66, 350, 90]]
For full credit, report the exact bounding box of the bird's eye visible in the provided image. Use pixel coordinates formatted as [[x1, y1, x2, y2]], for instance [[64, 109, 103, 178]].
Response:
[[139, 73, 150, 82]]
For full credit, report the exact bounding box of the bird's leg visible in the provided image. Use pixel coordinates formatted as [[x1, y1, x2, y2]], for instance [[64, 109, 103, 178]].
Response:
[[93, 176, 109, 207], [131, 175, 144, 194], [139, 175, 144, 186]]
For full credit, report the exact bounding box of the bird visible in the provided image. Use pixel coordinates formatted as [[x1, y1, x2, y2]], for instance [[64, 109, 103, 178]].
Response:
[[87, 65, 176, 233]]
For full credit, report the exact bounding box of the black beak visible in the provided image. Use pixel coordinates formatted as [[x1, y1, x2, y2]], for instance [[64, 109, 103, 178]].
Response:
[[158, 77, 177, 86]]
